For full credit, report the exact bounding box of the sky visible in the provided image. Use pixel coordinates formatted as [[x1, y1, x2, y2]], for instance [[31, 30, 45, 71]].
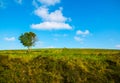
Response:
[[0, 0, 120, 50]]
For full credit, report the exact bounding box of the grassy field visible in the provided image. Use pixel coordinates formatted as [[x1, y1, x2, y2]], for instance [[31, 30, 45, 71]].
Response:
[[0, 48, 120, 83]]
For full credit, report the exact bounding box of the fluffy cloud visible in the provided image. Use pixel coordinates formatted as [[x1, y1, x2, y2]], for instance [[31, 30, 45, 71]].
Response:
[[38, 0, 60, 6], [74, 30, 90, 43], [76, 30, 90, 35], [31, 22, 72, 30], [4, 37, 15, 41], [34, 7, 68, 22], [116, 45, 120, 48], [31, 0, 72, 30], [74, 36, 83, 43]]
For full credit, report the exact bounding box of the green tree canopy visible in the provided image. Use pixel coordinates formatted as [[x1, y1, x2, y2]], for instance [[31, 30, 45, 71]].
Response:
[[19, 32, 37, 51]]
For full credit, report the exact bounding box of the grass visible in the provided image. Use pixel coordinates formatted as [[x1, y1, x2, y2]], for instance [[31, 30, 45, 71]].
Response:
[[0, 48, 120, 83]]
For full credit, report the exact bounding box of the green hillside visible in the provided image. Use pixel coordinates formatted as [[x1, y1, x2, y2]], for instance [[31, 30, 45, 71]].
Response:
[[0, 49, 120, 83]]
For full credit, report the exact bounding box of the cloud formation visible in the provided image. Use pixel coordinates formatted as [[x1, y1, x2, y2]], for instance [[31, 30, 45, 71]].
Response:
[[76, 30, 90, 36], [31, 22, 72, 30], [74, 30, 90, 43], [31, 0, 72, 30], [4, 37, 15, 41], [34, 7, 68, 22]]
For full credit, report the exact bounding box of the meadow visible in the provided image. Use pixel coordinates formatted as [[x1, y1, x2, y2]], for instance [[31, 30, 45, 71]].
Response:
[[0, 48, 120, 83]]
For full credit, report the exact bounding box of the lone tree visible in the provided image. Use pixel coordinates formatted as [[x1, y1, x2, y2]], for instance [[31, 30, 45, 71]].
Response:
[[19, 32, 37, 51]]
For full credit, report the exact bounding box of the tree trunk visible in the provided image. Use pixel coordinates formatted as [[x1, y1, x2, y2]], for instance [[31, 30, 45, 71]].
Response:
[[27, 46, 31, 53]]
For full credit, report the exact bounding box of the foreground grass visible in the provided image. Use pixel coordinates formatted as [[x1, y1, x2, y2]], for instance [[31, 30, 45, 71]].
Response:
[[0, 48, 120, 83]]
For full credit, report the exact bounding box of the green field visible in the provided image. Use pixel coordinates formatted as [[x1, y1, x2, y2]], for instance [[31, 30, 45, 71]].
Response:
[[0, 48, 120, 83]]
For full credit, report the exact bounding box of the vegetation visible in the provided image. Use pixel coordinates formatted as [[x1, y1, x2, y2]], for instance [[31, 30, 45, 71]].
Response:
[[19, 32, 37, 51], [0, 48, 120, 83]]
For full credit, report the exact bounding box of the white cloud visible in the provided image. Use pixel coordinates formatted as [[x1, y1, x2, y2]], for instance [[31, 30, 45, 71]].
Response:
[[15, 0, 22, 4], [116, 45, 120, 48], [76, 30, 90, 36], [74, 30, 90, 44], [31, 7, 72, 30], [34, 7, 68, 22], [31, 22, 72, 30], [38, 0, 60, 6], [31, 0, 72, 30], [4, 37, 15, 41], [74, 36, 83, 43]]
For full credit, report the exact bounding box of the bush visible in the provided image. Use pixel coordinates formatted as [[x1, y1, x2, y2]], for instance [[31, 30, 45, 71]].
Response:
[[0, 49, 120, 83]]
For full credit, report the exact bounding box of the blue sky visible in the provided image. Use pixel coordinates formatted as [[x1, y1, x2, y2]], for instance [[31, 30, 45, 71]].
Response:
[[0, 0, 120, 50]]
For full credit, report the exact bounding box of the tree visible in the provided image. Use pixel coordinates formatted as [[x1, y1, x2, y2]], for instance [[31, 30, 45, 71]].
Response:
[[19, 32, 37, 51]]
